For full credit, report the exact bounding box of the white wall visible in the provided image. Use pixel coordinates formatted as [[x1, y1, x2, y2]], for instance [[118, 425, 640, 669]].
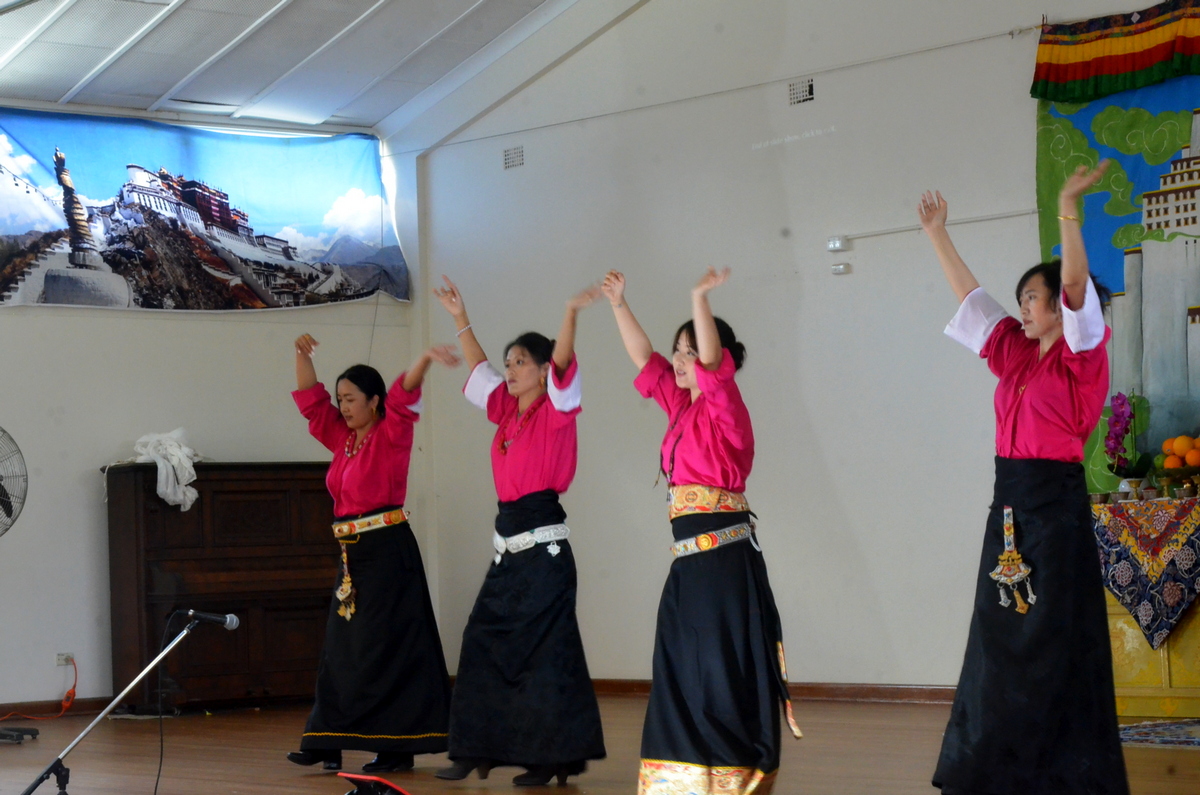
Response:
[[0, 298, 416, 702], [408, 0, 1131, 684], [2, 0, 1139, 703]]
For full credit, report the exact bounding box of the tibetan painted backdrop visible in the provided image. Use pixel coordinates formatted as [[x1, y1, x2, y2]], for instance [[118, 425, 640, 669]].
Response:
[[0, 108, 407, 310]]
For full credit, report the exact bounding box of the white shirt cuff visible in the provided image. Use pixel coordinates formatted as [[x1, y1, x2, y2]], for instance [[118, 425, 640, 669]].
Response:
[[464, 362, 504, 410], [944, 287, 1009, 355], [547, 365, 582, 412], [407, 396, 423, 415], [1062, 278, 1106, 353]]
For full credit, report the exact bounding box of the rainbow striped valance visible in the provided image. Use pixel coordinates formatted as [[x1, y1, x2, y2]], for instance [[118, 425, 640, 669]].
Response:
[[1032, 0, 1200, 102]]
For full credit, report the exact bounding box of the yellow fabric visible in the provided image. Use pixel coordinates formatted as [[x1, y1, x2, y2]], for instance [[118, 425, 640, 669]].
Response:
[[668, 485, 750, 521], [638, 760, 776, 795]]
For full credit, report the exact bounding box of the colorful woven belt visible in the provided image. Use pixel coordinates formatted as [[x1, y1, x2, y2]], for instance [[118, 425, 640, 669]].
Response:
[[492, 524, 570, 564], [330, 507, 408, 622], [331, 507, 408, 539], [668, 484, 750, 521], [671, 522, 754, 558]]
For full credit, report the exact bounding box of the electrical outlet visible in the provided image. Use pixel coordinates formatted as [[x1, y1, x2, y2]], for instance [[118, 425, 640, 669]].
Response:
[[56, 653, 74, 666]]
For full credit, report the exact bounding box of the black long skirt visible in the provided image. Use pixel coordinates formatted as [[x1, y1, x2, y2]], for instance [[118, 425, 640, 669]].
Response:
[[447, 489, 606, 767], [300, 518, 451, 754], [639, 512, 797, 795], [932, 458, 1128, 795]]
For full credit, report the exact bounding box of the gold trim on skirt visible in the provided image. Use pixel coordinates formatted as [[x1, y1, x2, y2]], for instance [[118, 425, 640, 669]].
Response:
[[638, 760, 776, 795]]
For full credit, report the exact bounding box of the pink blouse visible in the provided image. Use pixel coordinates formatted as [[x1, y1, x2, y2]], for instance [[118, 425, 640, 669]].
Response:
[[463, 356, 582, 502], [634, 348, 754, 492], [944, 280, 1110, 463], [292, 375, 422, 517]]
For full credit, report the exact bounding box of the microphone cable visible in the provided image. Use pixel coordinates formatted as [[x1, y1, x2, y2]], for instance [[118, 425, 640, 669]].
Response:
[[151, 610, 186, 795]]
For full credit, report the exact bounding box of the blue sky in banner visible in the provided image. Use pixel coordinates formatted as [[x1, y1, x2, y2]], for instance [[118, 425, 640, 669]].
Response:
[[0, 107, 396, 257], [1046, 75, 1200, 295]]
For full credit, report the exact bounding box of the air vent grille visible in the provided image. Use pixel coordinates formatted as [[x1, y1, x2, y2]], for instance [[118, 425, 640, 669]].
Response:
[[788, 78, 814, 105], [504, 145, 524, 169]]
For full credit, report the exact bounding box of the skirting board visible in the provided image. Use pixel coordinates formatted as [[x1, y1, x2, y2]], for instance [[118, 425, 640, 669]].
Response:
[[0, 698, 110, 719], [1, 684, 954, 717], [591, 680, 955, 704]]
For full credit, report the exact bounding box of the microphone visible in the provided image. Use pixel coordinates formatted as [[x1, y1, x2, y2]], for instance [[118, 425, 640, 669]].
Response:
[[186, 610, 240, 630]]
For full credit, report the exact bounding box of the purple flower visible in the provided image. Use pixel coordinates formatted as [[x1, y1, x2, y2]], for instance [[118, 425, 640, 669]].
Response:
[[1105, 392, 1137, 472]]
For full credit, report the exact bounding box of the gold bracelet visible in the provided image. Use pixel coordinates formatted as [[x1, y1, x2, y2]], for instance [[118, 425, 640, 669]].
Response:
[[1057, 214, 1080, 222]]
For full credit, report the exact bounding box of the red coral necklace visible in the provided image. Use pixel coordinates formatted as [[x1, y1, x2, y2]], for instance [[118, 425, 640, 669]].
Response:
[[499, 399, 542, 454]]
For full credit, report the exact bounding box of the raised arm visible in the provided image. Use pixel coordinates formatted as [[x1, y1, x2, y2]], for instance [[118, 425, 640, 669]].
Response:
[[1058, 161, 1109, 310], [601, 270, 653, 370], [552, 285, 602, 376], [295, 333, 318, 390], [433, 275, 487, 370], [401, 344, 462, 392], [692, 267, 729, 371], [918, 191, 980, 303]]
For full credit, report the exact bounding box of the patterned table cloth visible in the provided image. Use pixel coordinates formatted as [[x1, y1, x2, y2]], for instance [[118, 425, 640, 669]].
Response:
[[1093, 498, 1200, 649]]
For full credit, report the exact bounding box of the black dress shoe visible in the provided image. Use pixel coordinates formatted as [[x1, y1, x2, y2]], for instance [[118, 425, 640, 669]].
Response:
[[513, 761, 586, 787], [435, 758, 492, 780], [362, 752, 414, 773], [286, 749, 342, 771]]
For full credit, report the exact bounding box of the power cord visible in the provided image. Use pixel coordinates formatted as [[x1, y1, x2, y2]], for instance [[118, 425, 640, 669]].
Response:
[[0, 658, 77, 722]]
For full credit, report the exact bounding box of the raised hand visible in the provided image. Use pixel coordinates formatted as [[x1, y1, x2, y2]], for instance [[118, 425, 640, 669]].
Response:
[[295, 333, 318, 358], [427, 344, 462, 368], [693, 266, 731, 297], [601, 270, 626, 306], [432, 275, 467, 319], [567, 284, 603, 312], [918, 190, 948, 233], [1060, 160, 1110, 205]]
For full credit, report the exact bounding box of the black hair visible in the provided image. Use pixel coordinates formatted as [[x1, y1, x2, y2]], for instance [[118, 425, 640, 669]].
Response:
[[673, 316, 746, 370], [335, 364, 387, 418], [503, 332, 555, 366], [1015, 261, 1112, 308]]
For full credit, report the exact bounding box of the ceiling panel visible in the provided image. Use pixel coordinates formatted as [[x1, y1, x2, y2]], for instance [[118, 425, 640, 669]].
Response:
[[0, 0, 62, 50], [40, 0, 164, 48], [391, 37, 482, 86], [234, 0, 477, 124], [0, 41, 111, 101], [439, 0, 546, 47], [72, 5, 279, 105], [174, 0, 378, 107], [0, 0, 560, 131], [327, 78, 427, 126]]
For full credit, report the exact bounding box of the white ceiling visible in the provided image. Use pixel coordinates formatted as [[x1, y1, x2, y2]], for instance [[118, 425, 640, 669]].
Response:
[[0, 0, 550, 131]]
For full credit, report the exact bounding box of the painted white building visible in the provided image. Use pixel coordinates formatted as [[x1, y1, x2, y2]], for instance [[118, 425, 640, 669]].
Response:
[[1112, 108, 1200, 442], [119, 165, 205, 234]]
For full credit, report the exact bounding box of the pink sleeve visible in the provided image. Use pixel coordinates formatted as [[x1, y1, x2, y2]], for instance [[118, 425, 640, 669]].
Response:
[[1061, 325, 1112, 381], [694, 349, 752, 446], [634, 352, 679, 415], [486, 384, 516, 425], [981, 317, 1024, 378], [292, 383, 346, 453]]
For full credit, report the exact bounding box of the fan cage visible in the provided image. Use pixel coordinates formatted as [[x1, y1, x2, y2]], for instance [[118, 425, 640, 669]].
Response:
[[0, 426, 27, 536]]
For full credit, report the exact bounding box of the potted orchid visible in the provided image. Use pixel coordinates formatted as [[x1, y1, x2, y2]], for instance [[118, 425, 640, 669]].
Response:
[[1102, 392, 1153, 499]]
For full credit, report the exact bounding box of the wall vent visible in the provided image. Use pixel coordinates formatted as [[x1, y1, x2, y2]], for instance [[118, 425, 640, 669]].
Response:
[[504, 145, 525, 169], [788, 78, 814, 105]]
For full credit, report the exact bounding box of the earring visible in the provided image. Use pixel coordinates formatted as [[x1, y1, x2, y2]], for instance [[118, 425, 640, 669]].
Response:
[[539, 376, 546, 389]]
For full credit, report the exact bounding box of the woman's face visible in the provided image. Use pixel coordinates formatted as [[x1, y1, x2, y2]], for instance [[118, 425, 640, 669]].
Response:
[[504, 345, 549, 399], [1018, 273, 1063, 341], [336, 379, 379, 432], [672, 332, 699, 391]]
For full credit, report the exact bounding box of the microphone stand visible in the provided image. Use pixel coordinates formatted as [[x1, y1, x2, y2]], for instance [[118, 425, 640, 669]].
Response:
[[19, 619, 200, 795]]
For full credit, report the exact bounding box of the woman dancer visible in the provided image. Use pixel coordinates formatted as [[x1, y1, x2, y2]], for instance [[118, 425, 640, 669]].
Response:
[[602, 268, 801, 795], [918, 163, 1128, 795], [286, 335, 457, 773], [433, 276, 606, 786]]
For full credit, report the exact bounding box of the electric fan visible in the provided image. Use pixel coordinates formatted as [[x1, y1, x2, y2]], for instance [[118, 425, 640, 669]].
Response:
[[0, 425, 27, 537]]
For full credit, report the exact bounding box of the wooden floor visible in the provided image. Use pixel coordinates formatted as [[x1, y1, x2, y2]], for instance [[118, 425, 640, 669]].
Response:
[[1, 697, 1196, 794]]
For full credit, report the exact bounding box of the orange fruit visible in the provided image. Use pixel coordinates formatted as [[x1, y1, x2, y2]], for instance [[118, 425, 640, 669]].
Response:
[[1186, 449, 1200, 467], [1166, 454, 1185, 469], [1174, 436, 1195, 457], [1165, 438, 1177, 454]]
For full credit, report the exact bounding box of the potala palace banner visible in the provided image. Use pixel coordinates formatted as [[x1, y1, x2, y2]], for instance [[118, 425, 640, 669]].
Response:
[[1034, 1, 1200, 482], [0, 107, 408, 310]]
